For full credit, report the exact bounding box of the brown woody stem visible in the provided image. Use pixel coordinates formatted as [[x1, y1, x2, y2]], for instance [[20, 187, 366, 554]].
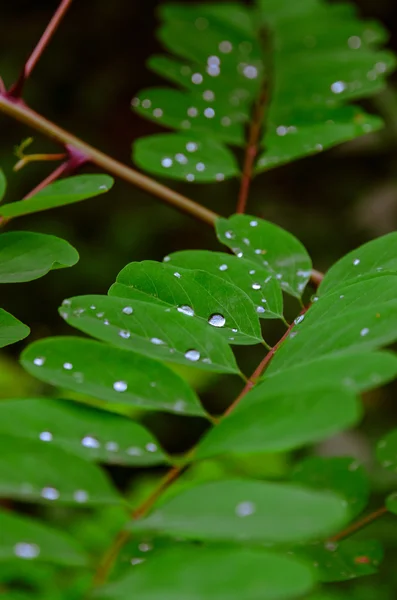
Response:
[[328, 506, 388, 544]]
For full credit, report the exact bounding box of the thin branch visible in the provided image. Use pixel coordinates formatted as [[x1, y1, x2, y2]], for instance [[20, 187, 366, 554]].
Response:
[[22, 160, 70, 200], [328, 506, 388, 544], [0, 94, 218, 227], [8, 0, 73, 97], [14, 152, 67, 172], [93, 307, 308, 585]]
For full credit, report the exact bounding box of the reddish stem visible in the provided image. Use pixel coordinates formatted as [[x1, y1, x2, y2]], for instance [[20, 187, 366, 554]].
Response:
[[311, 269, 324, 289], [8, 0, 73, 97]]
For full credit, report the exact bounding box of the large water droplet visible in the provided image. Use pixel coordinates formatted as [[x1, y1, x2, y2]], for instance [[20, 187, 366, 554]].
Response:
[[39, 431, 53, 442], [113, 381, 128, 392], [146, 443, 158, 453], [122, 306, 133, 315], [41, 487, 60, 501], [14, 542, 40, 560], [208, 314, 226, 328], [252, 283, 261, 290], [63, 362, 73, 370], [177, 305, 195, 317], [235, 500, 256, 517], [185, 349, 201, 362], [331, 81, 346, 94], [119, 329, 131, 339], [360, 328, 369, 337], [33, 357, 45, 366], [81, 436, 100, 449], [151, 337, 165, 345], [353, 258, 360, 266], [219, 264, 228, 271], [224, 230, 234, 240]]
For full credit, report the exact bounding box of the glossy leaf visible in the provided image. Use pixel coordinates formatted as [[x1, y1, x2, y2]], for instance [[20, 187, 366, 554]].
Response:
[[133, 133, 239, 183], [196, 387, 361, 459], [319, 232, 397, 295], [0, 169, 6, 202], [292, 457, 369, 519], [0, 308, 30, 348], [109, 260, 262, 345], [0, 510, 88, 566], [0, 434, 119, 505], [0, 231, 79, 283], [386, 491, 397, 514], [0, 175, 114, 218], [216, 214, 312, 298], [0, 399, 168, 467], [21, 337, 205, 416], [166, 250, 284, 320], [269, 301, 397, 374], [59, 295, 239, 374], [377, 427, 397, 471], [297, 539, 383, 582], [132, 479, 348, 544], [99, 546, 314, 600]]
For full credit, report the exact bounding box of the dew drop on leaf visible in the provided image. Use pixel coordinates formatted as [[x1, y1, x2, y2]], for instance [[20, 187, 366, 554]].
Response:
[[208, 313, 226, 328], [185, 349, 201, 362]]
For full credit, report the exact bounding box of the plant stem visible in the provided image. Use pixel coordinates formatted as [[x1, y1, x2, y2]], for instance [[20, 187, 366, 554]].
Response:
[[0, 94, 219, 227], [93, 306, 308, 586], [328, 506, 388, 544], [311, 269, 324, 289], [8, 0, 74, 97]]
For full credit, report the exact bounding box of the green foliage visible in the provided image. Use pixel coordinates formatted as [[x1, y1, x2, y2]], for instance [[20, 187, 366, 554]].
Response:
[[0, 169, 6, 202], [130, 0, 394, 182]]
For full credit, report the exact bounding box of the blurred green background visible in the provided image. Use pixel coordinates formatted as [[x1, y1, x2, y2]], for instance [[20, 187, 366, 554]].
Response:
[[2, 0, 397, 597]]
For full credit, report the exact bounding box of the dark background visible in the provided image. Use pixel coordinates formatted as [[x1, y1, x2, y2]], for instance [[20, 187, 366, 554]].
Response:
[[2, 1, 397, 596]]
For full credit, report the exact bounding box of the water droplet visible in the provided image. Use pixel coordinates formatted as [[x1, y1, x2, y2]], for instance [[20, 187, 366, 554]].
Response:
[[119, 329, 131, 339], [250, 220, 258, 227], [39, 431, 52, 442], [142, 99, 151, 109], [196, 162, 205, 172], [208, 313, 226, 328], [163, 256, 171, 262], [113, 381, 128, 392], [219, 40, 233, 53], [225, 230, 234, 240], [151, 337, 165, 345], [33, 357, 45, 366], [146, 442, 158, 453], [62, 299, 71, 307], [221, 116, 231, 127], [186, 142, 198, 152], [360, 328, 369, 337], [348, 36, 361, 49], [353, 258, 360, 266], [215, 173, 225, 181], [186, 173, 195, 182], [235, 500, 256, 517], [191, 73, 203, 84], [127, 446, 143, 456], [187, 107, 198, 118], [219, 264, 228, 271], [131, 557, 145, 565], [74, 490, 89, 503], [331, 81, 346, 94], [252, 283, 261, 290], [325, 541, 338, 552], [203, 90, 215, 101], [63, 362, 73, 370], [340, 294, 345, 299], [41, 487, 60, 501], [174, 272, 181, 278], [14, 542, 40, 560], [153, 108, 163, 118], [256, 306, 265, 314], [204, 107, 215, 119], [173, 400, 186, 412], [103, 319, 110, 325], [185, 349, 200, 362], [97, 312, 105, 318], [243, 65, 258, 79], [139, 542, 153, 552], [161, 157, 173, 168], [90, 305, 96, 310], [276, 125, 288, 136], [122, 306, 133, 315], [105, 441, 119, 452], [175, 153, 188, 164], [131, 97, 140, 107], [177, 305, 195, 317], [82, 436, 100, 449], [294, 314, 305, 325], [237, 252, 243, 258]]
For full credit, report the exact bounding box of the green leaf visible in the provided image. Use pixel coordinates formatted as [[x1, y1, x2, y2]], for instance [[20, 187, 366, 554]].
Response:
[[216, 214, 312, 298], [0, 399, 168, 467], [296, 539, 383, 582], [59, 295, 240, 374], [386, 491, 397, 514], [166, 250, 284, 320], [257, 107, 382, 172], [133, 133, 239, 183], [292, 457, 369, 519], [0, 174, 114, 218], [0, 169, 6, 202], [99, 546, 314, 600], [21, 337, 205, 416], [318, 232, 397, 295], [109, 260, 262, 345], [0, 232, 79, 283], [131, 479, 348, 544], [377, 428, 397, 471], [195, 387, 361, 459], [0, 308, 30, 348], [0, 510, 88, 566], [269, 302, 397, 374], [0, 434, 119, 505]]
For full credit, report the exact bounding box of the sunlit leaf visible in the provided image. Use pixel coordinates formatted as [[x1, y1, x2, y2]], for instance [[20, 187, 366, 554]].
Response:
[[21, 337, 205, 416], [216, 214, 312, 298], [59, 296, 240, 374], [99, 546, 314, 600], [0, 308, 30, 348], [195, 387, 361, 459], [109, 260, 262, 345], [0, 510, 88, 566], [132, 479, 348, 544], [0, 399, 168, 467], [292, 457, 369, 519], [167, 250, 284, 320], [0, 231, 79, 282], [133, 133, 239, 183], [0, 434, 119, 505]]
